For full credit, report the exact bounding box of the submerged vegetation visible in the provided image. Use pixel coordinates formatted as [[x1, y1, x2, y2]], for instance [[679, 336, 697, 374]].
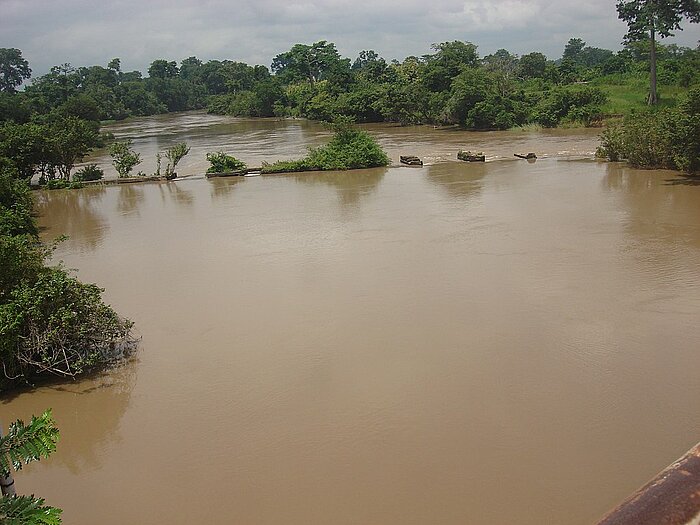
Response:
[[109, 140, 141, 178], [206, 152, 246, 173], [164, 142, 190, 177], [0, 168, 137, 392], [260, 118, 389, 174]]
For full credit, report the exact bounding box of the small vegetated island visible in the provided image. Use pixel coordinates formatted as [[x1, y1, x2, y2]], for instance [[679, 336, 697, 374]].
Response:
[[260, 118, 390, 174]]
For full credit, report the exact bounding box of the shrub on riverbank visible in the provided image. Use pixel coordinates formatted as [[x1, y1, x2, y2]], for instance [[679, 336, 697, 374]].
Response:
[[261, 119, 389, 174], [597, 87, 700, 172], [0, 169, 137, 392]]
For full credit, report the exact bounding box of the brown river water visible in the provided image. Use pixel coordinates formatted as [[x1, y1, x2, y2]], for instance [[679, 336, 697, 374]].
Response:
[[3, 112, 700, 525]]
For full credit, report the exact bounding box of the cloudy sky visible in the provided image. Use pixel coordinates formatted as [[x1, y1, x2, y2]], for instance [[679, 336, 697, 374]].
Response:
[[2, 0, 699, 77]]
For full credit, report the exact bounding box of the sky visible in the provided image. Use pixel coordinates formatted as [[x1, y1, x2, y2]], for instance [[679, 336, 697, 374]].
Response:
[[1, 0, 699, 77]]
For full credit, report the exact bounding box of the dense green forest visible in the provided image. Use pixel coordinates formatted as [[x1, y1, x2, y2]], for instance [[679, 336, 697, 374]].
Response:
[[1, 38, 699, 129]]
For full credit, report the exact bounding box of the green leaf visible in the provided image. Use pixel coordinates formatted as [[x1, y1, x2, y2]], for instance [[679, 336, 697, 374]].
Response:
[[0, 410, 59, 478], [0, 495, 62, 525]]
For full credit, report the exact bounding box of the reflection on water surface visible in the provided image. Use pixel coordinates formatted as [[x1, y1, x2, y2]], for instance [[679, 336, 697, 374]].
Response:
[[5, 113, 700, 525]]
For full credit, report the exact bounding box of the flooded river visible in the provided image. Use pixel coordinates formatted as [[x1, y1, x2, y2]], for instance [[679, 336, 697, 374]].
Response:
[[3, 113, 700, 525]]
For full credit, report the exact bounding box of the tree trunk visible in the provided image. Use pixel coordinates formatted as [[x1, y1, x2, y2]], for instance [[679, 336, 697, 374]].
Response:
[[0, 423, 17, 497], [648, 26, 658, 105]]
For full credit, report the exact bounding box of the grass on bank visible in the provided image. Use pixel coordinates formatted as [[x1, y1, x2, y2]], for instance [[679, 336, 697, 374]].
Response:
[[591, 73, 687, 115]]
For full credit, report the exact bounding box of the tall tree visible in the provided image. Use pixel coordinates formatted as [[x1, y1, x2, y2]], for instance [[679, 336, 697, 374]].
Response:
[[617, 0, 700, 104], [519, 52, 547, 79], [0, 49, 31, 93], [148, 59, 179, 79], [271, 41, 343, 84], [562, 38, 587, 62]]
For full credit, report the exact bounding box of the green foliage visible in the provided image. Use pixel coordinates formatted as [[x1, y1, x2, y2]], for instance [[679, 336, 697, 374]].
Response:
[[597, 87, 700, 172], [535, 86, 608, 127], [73, 164, 103, 182], [617, 0, 700, 104], [205, 152, 246, 173], [0, 234, 44, 305], [0, 166, 137, 392], [261, 119, 388, 173], [0, 411, 62, 525], [109, 140, 141, 178], [271, 41, 346, 84], [444, 68, 528, 129], [45, 117, 100, 180], [260, 159, 316, 174], [519, 52, 547, 79], [148, 59, 179, 79], [0, 411, 59, 477], [0, 172, 36, 237], [422, 41, 480, 92], [0, 267, 136, 382], [0, 92, 31, 124], [0, 122, 50, 180], [617, 1, 700, 42], [0, 49, 31, 94], [0, 494, 62, 525], [164, 142, 190, 176], [2, 40, 699, 135], [42, 179, 70, 190]]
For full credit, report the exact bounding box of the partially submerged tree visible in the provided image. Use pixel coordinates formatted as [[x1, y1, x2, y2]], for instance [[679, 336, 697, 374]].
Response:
[[164, 142, 190, 177], [617, 0, 700, 104], [0, 169, 138, 390], [109, 140, 141, 178]]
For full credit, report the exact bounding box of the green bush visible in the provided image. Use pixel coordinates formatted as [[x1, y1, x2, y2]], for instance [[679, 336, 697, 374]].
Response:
[[306, 125, 389, 169], [164, 142, 189, 177], [0, 171, 36, 237], [73, 164, 104, 181], [597, 87, 700, 172], [260, 159, 316, 174], [260, 119, 389, 174], [536, 86, 607, 127], [43, 179, 70, 190], [109, 140, 141, 178], [0, 267, 136, 383], [0, 170, 136, 392], [206, 152, 247, 173]]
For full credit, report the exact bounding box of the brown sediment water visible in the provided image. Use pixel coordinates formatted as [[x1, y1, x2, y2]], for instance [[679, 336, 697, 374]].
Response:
[[2, 113, 700, 525]]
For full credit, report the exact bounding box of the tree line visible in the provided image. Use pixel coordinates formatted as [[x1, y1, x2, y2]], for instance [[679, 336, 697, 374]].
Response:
[[1, 37, 699, 129]]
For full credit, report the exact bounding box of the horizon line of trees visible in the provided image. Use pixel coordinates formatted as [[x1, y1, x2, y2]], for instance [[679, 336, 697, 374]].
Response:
[[1, 36, 699, 128]]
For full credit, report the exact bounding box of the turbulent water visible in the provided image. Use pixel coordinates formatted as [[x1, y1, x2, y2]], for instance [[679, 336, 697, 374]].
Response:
[[3, 112, 700, 525]]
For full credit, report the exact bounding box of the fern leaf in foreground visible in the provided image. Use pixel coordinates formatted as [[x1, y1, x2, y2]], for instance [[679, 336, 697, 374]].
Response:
[[0, 411, 59, 478], [0, 494, 62, 525]]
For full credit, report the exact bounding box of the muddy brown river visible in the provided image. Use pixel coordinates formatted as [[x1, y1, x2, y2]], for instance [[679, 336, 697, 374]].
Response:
[[3, 113, 700, 525]]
